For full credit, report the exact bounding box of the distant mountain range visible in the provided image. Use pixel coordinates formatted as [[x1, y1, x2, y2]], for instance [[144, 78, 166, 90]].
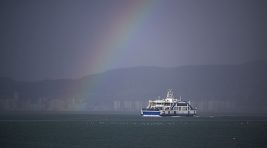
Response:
[[0, 60, 267, 113]]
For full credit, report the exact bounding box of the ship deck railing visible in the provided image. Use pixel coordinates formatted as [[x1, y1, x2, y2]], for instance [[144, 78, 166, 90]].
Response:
[[142, 108, 160, 111]]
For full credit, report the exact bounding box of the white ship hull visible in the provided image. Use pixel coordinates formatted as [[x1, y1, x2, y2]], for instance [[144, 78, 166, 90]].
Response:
[[141, 89, 197, 117]]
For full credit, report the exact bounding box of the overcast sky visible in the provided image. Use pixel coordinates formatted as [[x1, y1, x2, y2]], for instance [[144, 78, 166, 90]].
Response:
[[0, 0, 266, 81]]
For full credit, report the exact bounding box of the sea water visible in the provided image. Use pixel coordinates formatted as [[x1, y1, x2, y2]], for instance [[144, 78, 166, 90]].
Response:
[[0, 113, 267, 148]]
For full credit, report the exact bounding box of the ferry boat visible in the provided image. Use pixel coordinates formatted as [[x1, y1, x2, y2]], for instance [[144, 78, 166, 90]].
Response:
[[141, 89, 197, 117]]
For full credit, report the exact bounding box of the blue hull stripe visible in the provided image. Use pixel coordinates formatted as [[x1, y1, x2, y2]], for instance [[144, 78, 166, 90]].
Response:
[[142, 111, 160, 115]]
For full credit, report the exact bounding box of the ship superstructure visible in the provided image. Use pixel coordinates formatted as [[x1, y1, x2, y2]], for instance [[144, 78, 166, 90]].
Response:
[[141, 89, 197, 117]]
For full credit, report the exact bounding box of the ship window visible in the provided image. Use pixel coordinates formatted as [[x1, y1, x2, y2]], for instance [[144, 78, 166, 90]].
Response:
[[182, 107, 187, 111], [174, 111, 176, 114]]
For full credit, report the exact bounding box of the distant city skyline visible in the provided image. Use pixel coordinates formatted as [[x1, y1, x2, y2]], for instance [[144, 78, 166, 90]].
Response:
[[1, 0, 267, 81]]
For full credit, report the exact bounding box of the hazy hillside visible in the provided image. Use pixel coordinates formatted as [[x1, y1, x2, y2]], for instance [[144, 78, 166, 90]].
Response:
[[0, 61, 266, 113]]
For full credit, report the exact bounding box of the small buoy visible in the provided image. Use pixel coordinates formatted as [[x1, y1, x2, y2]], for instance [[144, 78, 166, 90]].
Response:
[[232, 137, 237, 140]]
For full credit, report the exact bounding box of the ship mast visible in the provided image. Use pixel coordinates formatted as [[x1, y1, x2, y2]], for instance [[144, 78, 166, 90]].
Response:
[[166, 89, 174, 99], [165, 89, 175, 103]]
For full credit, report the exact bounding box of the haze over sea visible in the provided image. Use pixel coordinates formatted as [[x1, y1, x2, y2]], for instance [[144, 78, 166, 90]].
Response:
[[0, 112, 267, 148], [1, 0, 267, 148]]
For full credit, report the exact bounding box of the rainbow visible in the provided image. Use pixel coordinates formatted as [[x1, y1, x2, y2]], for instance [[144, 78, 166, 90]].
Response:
[[70, 1, 160, 110], [85, 1, 158, 75], [73, 0, 161, 101]]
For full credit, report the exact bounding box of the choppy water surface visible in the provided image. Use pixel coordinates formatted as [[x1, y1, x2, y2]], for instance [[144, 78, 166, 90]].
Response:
[[0, 113, 267, 148]]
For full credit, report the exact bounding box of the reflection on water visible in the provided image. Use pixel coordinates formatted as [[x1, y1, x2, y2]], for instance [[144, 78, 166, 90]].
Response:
[[0, 113, 267, 148]]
